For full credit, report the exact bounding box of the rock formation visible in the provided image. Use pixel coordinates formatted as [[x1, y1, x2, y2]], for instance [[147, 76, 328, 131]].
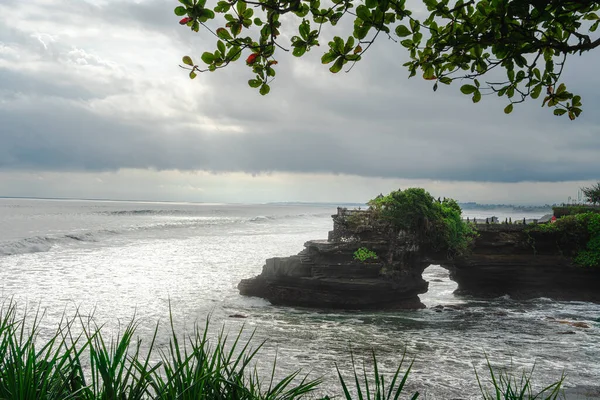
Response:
[[238, 208, 429, 309], [238, 208, 600, 308], [441, 224, 600, 302]]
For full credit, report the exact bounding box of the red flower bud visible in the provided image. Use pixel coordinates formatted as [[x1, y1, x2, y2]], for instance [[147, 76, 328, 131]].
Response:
[[246, 53, 259, 65], [179, 17, 192, 25]]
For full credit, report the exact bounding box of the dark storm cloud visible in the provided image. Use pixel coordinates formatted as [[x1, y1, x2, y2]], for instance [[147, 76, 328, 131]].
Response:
[[1, 0, 599, 183]]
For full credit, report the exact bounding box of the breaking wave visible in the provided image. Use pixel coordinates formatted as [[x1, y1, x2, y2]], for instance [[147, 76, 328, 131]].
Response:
[[0, 231, 113, 256], [0, 212, 331, 256]]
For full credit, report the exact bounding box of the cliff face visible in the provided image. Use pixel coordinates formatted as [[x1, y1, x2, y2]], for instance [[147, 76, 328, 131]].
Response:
[[442, 225, 600, 302], [238, 209, 600, 309]]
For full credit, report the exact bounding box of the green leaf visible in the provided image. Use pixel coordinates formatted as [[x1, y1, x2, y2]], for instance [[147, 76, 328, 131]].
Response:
[[344, 36, 355, 54], [217, 40, 226, 55], [554, 108, 567, 116], [365, 0, 377, 8], [400, 39, 413, 48], [254, 18, 263, 26], [354, 25, 371, 39], [299, 20, 310, 39], [174, 6, 187, 16], [201, 52, 215, 64], [259, 83, 270, 95], [226, 46, 242, 61], [472, 90, 481, 103], [182, 56, 193, 66], [531, 84, 542, 99], [321, 52, 337, 64], [216, 28, 232, 40], [460, 84, 477, 95], [236, 0, 247, 14], [422, 66, 435, 80], [214, 1, 230, 12], [179, 0, 193, 6], [292, 46, 307, 57], [189, 71, 197, 79], [333, 36, 345, 53], [356, 5, 371, 21], [504, 104, 513, 114], [395, 25, 411, 37], [329, 57, 344, 73], [439, 76, 452, 85], [248, 79, 261, 88]]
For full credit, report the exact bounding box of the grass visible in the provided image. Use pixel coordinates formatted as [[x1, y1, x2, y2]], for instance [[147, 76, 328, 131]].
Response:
[[475, 355, 564, 400], [0, 301, 566, 400]]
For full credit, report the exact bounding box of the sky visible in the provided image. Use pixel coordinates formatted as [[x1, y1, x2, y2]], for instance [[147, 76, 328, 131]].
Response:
[[0, 0, 599, 204]]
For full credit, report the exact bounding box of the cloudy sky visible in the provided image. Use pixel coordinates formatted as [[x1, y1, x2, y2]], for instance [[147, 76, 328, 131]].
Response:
[[0, 0, 598, 204]]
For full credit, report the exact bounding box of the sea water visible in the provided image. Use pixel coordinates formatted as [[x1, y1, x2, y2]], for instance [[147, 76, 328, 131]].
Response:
[[0, 198, 598, 399]]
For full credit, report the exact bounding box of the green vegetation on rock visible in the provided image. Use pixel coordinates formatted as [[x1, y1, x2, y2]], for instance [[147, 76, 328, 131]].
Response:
[[528, 212, 600, 268], [368, 188, 476, 257], [353, 247, 378, 262], [552, 205, 600, 218]]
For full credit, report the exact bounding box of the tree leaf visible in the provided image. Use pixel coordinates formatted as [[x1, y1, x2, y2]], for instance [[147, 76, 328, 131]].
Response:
[[248, 79, 262, 88], [472, 90, 481, 103], [460, 84, 477, 95], [531, 84, 542, 99], [216, 28, 232, 40], [504, 104, 513, 114], [201, 52, 215, 64], [395, 25, 411, 37], [174, 6, 187, 16], [259, 83, 270, 95], [321, 52, 337, 64], [553, 108, 567, 116], [217, 41, 226, 55], [182, 56, 194, 66], [356, 5, 371, 22], [329, 57, 344, 73], [189, 71, 197, 79]]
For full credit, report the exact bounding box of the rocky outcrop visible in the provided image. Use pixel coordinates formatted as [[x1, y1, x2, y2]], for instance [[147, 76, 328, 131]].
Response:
[[238, 239, 429, 309], [239, 208, 431, 309], [238, 208, 600, 308], [441, 226, 600, 302]]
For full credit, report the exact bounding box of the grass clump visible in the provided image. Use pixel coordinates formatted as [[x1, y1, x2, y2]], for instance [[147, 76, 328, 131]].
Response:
[[0, 301, 319, 400], [476, 356, 564, 400], [0, 301, 567, 399]]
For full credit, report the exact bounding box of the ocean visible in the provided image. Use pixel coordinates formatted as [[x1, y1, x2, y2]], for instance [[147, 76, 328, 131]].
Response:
[[0, 198, 598, 399]]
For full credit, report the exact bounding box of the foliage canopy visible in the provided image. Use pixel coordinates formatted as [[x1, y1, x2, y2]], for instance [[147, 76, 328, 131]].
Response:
[[529, 211, 600, 268], [367, 188, 476, 256], [175, 0, 600, 119], [581, 182, 600, 205]]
